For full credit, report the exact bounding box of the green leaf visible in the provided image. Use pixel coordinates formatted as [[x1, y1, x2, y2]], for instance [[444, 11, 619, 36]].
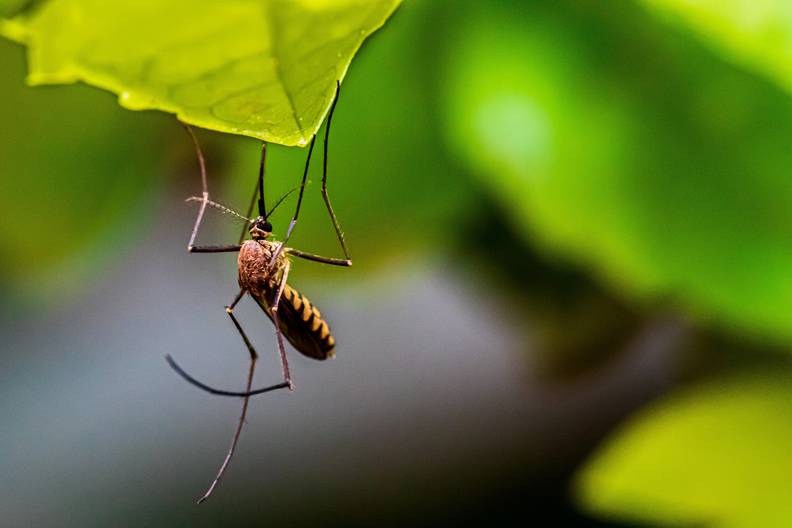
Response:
[[640, 0, 792, 98], [216, 0, 475, 276], [1, 0, 401, 146], [441, 2, 792, 343], [575, 372, 792, 528]]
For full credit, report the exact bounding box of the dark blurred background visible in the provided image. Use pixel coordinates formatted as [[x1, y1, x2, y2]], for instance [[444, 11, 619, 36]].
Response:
[[2, 1, 792, 526]]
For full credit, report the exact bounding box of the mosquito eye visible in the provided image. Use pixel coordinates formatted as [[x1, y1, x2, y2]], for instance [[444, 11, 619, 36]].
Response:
[[261, 222, 272, 232]]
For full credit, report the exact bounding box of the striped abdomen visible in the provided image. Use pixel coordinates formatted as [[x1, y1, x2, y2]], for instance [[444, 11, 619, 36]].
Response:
[[257, 284, 336, 360]]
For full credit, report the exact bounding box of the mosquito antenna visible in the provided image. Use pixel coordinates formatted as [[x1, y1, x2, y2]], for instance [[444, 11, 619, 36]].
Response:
[[185, 196, 252, 224], [258, 143, 267, 218], [266, 186, 299, 217]]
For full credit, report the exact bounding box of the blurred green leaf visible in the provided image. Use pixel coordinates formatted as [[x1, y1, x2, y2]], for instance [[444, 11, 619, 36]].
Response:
[[0, 39, 170, 302], [575, 371, 792, 527], [641, 0, 792, 98], [0, 0, 28, 17], [1, 0, 401, 146], [442, 1, 792, 343]]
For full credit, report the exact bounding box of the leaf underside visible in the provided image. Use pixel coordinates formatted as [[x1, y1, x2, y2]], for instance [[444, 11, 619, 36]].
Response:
[[1, 0, 401, 146]]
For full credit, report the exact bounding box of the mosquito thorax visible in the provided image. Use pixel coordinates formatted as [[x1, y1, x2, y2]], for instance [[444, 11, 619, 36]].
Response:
[[249, 217, 273, 240]]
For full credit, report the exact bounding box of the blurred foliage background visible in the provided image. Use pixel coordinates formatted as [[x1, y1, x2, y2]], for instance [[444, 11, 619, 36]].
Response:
[[2, 1, 792, 526]]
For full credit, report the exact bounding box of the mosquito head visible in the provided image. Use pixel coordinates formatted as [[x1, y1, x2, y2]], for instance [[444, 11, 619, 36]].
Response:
[[249, 216, 273, 240]]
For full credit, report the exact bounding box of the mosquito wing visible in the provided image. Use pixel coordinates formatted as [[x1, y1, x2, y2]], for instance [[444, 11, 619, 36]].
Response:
[[254, 284, 336, 360]]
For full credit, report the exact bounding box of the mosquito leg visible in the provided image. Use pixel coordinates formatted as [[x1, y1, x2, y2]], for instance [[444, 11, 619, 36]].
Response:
[[238, 143, 266, 244], [185, 196, 244, 251], [196, 355, 255, 503], [166, 356, 288, 397], [165, 289, 290, 397], [286, 248, 352, 267], [172, 264, 297, 400], [268, 136, 316, 269], [270, 261, 294, 390], [272, 82, 353, 267], [195, 290, 255, 504], [187, 245, 241, 253], [238, 179, 258, 245], [178, 252, 338, 502], [182, 125, 247, 254], [320, 81, 353, 264], [183, 125, 212, 252]]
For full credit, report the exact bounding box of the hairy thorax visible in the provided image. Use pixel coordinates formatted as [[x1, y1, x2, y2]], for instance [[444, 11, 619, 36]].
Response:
[[237, 239, 288, 297]]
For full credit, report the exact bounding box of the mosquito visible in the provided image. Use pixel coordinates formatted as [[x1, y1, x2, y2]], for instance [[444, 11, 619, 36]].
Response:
[[166, 82, 351, 504]]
